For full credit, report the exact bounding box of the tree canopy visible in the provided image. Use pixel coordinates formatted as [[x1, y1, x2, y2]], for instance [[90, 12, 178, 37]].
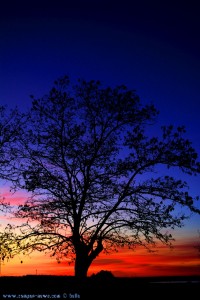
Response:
[[0, 76, 200, 278]]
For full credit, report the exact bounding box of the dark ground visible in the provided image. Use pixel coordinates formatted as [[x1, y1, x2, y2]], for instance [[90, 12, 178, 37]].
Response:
[[0, 275, 199, 299]]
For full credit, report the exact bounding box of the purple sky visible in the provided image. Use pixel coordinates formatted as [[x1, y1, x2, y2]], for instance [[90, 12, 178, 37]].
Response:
[[1, 0, 200, 238]]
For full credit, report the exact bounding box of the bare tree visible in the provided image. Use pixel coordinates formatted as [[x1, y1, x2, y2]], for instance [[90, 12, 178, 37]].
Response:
[[1, 76, 200, 278], [0, 106, 23, 268], [0, 105, 21, 211]]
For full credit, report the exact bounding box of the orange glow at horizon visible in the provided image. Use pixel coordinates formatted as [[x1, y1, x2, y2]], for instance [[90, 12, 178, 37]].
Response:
[[1, 187, 200, 277], [1, 240, 200, 277]]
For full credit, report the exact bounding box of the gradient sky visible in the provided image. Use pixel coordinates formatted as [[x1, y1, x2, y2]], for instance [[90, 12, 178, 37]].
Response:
[[0, 0, 200, 277]]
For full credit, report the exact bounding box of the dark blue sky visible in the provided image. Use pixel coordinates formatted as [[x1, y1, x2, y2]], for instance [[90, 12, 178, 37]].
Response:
[[1, 1, 200, 160], [0, 0, 200, 243], [1, 0, 200, 153]]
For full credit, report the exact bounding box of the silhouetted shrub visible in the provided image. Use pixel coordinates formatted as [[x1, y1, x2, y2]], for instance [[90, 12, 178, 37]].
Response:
[[92, 270, 115, 280]]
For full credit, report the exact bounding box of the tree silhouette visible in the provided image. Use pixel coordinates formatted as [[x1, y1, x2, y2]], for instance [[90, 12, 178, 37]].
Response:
[[1, 76, 200, 278], [0, 105, 21, 212], [0, 106, 22, 267]]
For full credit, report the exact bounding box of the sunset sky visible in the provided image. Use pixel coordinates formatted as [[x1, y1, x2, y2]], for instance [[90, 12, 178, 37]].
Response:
[[0, 0, 200, 277]]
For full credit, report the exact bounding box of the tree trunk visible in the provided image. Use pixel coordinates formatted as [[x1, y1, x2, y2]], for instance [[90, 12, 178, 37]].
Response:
[[74, 239, 104, 278], [74, 250, 90, 279]]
